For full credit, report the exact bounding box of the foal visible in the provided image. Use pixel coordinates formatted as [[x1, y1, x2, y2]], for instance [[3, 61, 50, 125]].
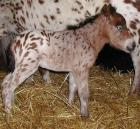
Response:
[[1, 5, 135, 117]]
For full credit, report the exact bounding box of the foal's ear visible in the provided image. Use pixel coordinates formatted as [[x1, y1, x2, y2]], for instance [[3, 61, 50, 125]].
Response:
[[102, 4, 116, 16], [101, 4, 110, 16]]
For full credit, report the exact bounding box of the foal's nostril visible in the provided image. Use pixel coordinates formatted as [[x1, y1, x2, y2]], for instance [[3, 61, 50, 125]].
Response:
[[126, 42, 136, 52]]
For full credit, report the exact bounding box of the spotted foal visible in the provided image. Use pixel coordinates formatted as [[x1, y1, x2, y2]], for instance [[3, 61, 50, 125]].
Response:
[[1, 5, 135, 117]]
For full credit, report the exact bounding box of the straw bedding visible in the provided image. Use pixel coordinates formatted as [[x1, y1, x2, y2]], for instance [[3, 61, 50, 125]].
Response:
[[0, 66, 140, 129]]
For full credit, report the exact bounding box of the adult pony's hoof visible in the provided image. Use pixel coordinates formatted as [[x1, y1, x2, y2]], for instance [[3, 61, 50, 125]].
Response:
[[129, 86, 140, 98]]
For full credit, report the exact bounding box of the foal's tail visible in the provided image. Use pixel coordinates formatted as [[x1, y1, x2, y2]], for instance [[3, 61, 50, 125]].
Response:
[[0, 32, 16, 71], [6, 42, 15, 72]]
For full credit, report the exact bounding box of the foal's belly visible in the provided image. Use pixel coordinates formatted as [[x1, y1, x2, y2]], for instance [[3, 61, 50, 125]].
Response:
[[39, 55, 72, 72]]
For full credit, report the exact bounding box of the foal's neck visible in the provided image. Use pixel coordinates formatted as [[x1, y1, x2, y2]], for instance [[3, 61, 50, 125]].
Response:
[[81, 15, 109, 44]]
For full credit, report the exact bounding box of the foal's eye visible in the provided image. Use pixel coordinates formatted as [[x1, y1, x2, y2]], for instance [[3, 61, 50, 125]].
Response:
[[116, 25, 123, 31]]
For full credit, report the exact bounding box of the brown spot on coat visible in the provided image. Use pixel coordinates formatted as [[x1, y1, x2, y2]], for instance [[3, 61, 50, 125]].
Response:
[[44, 15, 50, 24], [85, 11, 91, 17], [54, 0, 59, 2], [124, 0, 131, 4], [30, 34, 34, 38], [75, 1, 83, 9], [23, 32, 31, 46], [26, 11, 29, 18], [56, 8, 61, 14], [27, 0, 32, 7], [130, 21, 137, 30], [34, 24, 37, 29], [95, 7, 99, 13], [20, 33, 25, 38], [38, 0, 44, 4], [24, 52, 29, 57], [20, 16, 26, 24], [31, 37, 42, 41], [31, 60, 36, 63], [40, 22, 45, 28], [138, 29, 140, 36], [72, 8, 81, 14], [135, 19, 139, 23], [15, 2, 22, 10], [50, 15, 56, 20], [75, 1, 82, 6], [132, 1, 140, 11], [30, 42, 37, 49], [21, 0, 24, 5]]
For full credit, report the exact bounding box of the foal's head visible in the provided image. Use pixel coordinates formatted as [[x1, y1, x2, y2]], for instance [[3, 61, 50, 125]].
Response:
[[101, 4, 136, 53]]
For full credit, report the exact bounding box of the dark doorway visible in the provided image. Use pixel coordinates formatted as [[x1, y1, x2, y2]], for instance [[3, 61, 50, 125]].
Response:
[[96, 44, 134, 73]]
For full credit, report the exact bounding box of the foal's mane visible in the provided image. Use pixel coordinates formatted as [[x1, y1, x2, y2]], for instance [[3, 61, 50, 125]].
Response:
[[67, 15, 99, 30]]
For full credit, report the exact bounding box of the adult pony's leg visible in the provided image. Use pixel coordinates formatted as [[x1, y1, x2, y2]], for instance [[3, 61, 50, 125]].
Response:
[[129, 51, 140, 96]]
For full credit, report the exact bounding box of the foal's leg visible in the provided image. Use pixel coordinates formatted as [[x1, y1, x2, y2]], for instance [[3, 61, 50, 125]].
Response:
[[74, 69, 90, 117], [39, 68, 51, 83], [1, 60, 39, 113], [43, 71, 51, 83], [68, 72, 78, 104]]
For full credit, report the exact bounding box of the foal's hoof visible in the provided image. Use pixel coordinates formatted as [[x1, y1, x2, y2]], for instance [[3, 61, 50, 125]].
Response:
[[43, 75, 52, 84], [44, 78, 52, 84], [80, 110, 89, 118]]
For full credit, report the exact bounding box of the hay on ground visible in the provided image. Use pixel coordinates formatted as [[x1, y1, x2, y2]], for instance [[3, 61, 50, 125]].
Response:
[[0, 66, 140, 129]]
